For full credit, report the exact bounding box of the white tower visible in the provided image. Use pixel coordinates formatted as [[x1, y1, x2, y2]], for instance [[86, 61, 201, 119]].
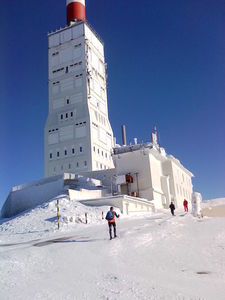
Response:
[[44, 0, 114, 177]]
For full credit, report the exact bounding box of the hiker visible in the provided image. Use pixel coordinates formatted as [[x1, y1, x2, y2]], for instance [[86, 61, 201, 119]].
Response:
[[105, 207, 120, 240], [169, 201, 175, 216], [183, 199, 188, 212]]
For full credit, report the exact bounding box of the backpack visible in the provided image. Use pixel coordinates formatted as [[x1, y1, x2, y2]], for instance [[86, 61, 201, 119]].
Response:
[[106, 211, 114, 220]]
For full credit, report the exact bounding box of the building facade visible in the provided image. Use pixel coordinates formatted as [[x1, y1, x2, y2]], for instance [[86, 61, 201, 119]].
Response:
[[113, 140, 193, 209], [44, 20, 114, 177]]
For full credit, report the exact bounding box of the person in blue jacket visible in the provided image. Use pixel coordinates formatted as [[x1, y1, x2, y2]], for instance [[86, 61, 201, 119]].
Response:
[[105, 207, 120, 240]]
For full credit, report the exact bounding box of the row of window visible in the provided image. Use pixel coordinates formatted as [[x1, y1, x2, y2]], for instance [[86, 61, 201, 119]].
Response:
[[75, 73, 83, 78], [49, 146, 83, 160], [52, 61, 82, 77], [49, 146, 111, 161], [93, 146, 111, 160], [51, 43, 81, 58], [52, 73, 82, 86], [52, 160, 87, 173], [52, 51, 59, 56], [53, 67, 65, 74], [176, 170, 192, 187], [60, 111, 74, 120], [74, 43, 82, 49], [94, 110, 106, 126], [95, 161, 109, 170], [176, 184, 191, 200], [75, 121, 86, 126], [49, 128, 58, 133], [88, 65, 105, 83]]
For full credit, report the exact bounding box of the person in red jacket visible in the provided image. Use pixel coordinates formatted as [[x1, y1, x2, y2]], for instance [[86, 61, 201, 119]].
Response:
[[105, 207, 120, 240], [183, 199, 188, 212]]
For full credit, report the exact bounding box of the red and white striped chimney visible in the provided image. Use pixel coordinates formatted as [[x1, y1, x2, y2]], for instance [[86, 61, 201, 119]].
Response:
[[67, 0, 86, 25]]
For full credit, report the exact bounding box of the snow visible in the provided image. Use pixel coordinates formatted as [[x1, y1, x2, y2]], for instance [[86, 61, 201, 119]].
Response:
[[0, 197, 225, 300], [0, 195, 115, 244], [202, 198, 225, 208]]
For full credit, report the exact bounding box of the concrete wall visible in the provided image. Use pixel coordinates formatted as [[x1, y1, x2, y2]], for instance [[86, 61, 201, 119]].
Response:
[[1, 176, 66, 218], [45, 22, 114, 178], [113, 148, 152, 196], [113, 147, 166, 209], [68, 188, 103, 201], [162, 159, 193, 208], [80, 195, 155, 215], [113, 147, 194, 210], [170, 160, 193, 208]]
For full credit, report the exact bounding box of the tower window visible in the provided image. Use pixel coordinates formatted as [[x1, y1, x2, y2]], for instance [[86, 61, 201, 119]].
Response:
[[68, 163, 71, 169], [67, 99, 70, 104], [93, 146, 95, 152], [66, 113, 68, 119], [102, 151, 104, 156], [49, 153, 53, 159], [66, 66, 68, 73], [57, 151, 60, 157], [76, 162, 79, 167], [65, 150, 67, 156], [80, 146, 83, 153], [61, 114, 63, 120], [71, 112, 73, 117], [84, 161, 87, 167], [72, 148, 75, 155]]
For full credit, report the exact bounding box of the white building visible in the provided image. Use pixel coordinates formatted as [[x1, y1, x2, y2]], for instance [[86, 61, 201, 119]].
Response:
[[112, 133, 194, 209], [44, 1, 114, 177], [1, 2, 197, 218]]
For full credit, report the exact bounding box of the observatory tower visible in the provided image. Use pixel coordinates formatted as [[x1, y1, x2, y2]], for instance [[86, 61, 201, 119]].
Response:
[[44, 0, 114, 177]]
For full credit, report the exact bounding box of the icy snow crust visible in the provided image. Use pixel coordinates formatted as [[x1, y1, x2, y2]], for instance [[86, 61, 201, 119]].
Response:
[[0, 197, 225, 300]]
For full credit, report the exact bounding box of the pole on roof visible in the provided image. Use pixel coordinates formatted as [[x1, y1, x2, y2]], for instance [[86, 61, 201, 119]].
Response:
[[57, 199, 60, 230]]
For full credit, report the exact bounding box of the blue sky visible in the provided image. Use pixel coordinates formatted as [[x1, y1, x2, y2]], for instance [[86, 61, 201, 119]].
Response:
[[0, 0, 224, 208]]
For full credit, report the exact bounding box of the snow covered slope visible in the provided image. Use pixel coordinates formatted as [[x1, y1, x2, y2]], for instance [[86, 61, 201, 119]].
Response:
[[202, 198, 225, 207], [0, 195, 114, 244], [202, 198, 225, 218], [0, 198, 225, 300]]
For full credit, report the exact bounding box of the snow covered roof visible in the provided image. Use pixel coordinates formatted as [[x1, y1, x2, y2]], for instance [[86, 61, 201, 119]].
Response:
[[113, 142, 154, 155], [113, 142, 194, 177], [47, 20, 104, 45]]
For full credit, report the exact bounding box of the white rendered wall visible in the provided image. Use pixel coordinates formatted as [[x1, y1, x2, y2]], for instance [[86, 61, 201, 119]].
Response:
[[80, 195, 155, 215], [149, 154, 164, 208], [68, 188, 103, 201], [113, 148, 164, 208], [1, 176, 66, 218], [45, 22, 114, 177], [162, 158, 193, 208], [113, 149, 152, 198], [113, 146, 193, 209]]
